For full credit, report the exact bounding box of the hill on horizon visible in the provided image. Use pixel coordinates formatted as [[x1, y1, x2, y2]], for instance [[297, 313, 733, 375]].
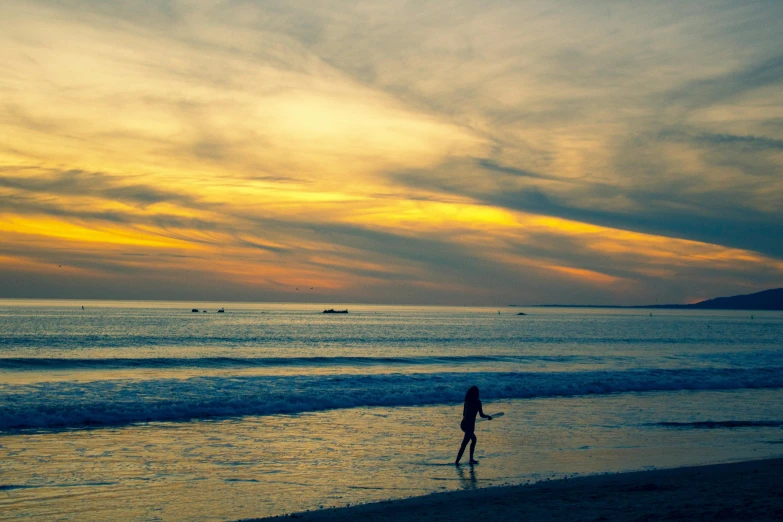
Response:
[[528, 288, 783, 310], [651, 287, 783, 310]]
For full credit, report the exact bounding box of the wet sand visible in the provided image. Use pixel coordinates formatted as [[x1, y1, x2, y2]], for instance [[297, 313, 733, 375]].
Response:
[[246, 458, 783, 522]]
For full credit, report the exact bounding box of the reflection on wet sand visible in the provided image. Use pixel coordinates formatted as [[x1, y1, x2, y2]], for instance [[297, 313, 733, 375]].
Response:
[[456, 465, 478, 490]]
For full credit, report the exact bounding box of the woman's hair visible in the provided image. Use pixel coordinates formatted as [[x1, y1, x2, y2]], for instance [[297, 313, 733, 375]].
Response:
[[464, 385, 479, 402]]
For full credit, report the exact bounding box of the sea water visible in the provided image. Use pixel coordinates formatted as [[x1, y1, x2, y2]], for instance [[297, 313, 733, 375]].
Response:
[[1, 300, 782, 520]]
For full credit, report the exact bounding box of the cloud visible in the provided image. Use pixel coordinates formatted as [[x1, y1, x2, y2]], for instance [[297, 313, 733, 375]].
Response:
[[473, 159, 553, 181], [662, 130, 783, 151], [665, 53, 783, 110], [0, 0, 782, 304], [0, 168, 198, 208], [390, 157, 783, 260]]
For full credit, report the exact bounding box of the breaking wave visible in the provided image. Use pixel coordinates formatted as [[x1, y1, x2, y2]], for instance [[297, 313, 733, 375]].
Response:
[[656, 420, 783, 429], [0, 354, 608, 370], [2, 367, 782, 431]]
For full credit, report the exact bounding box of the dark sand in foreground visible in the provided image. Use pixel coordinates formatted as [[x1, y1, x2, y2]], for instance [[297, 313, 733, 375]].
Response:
[[246, 458, 783, 522]]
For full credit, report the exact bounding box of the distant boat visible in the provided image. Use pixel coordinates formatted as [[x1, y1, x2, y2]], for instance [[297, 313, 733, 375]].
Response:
[[217, 308, 225, 313], [192, 309, 199, 313], [516, 312, 526, 316], [323, 309, 348, 314]]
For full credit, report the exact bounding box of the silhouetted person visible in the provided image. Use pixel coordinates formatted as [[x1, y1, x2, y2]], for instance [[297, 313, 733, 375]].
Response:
[[455, 385, 491, 465]]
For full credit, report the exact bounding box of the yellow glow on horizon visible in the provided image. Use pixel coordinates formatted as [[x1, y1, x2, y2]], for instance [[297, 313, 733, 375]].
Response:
[[546, 264, 624, 285], [343, 200, 521, 231], [524, 214, 783, 270], [0, 215, 198, 250]]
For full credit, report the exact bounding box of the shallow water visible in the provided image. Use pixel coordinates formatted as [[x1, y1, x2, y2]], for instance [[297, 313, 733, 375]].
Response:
[[2, 390, 782, 521], [0, 301, 781, 520]]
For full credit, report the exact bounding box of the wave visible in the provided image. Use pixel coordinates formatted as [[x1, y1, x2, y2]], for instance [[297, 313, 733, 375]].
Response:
[[2, 334, 773, 349], [656, 421, 783, 429], [1, 367, 781, 431], [0, 354, 608, 370]]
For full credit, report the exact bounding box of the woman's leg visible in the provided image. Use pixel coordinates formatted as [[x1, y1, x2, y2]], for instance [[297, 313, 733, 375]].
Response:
[[469, 434, 478, 463], [455, 432, 472, 464]]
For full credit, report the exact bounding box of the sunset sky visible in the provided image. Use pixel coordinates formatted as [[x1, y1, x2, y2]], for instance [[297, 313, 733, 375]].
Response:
[[1, 0, 781, 305]]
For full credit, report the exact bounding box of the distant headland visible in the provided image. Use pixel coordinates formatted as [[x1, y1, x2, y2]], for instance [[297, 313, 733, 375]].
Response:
[[517, 288, 783, 311]]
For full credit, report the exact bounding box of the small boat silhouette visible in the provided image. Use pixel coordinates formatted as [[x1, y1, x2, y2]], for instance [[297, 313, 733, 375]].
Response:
[[323, 309, 348, 314]]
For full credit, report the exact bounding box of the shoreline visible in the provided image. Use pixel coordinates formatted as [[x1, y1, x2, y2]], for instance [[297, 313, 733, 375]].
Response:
[[245, 458, 783, 522]]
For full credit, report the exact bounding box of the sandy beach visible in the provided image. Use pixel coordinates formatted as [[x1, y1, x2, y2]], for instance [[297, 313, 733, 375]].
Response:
[[248, 458, 783, 522]]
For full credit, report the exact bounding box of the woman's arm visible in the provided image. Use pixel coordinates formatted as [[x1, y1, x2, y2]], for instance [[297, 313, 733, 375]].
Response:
[[478, 401, 492, 420]]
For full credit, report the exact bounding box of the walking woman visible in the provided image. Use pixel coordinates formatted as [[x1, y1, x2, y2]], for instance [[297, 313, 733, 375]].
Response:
[[455, 385, 492, 465]]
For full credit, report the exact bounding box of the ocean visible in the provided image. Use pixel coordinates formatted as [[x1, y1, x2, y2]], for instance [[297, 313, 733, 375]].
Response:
[[1, 300, 782, 520]]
